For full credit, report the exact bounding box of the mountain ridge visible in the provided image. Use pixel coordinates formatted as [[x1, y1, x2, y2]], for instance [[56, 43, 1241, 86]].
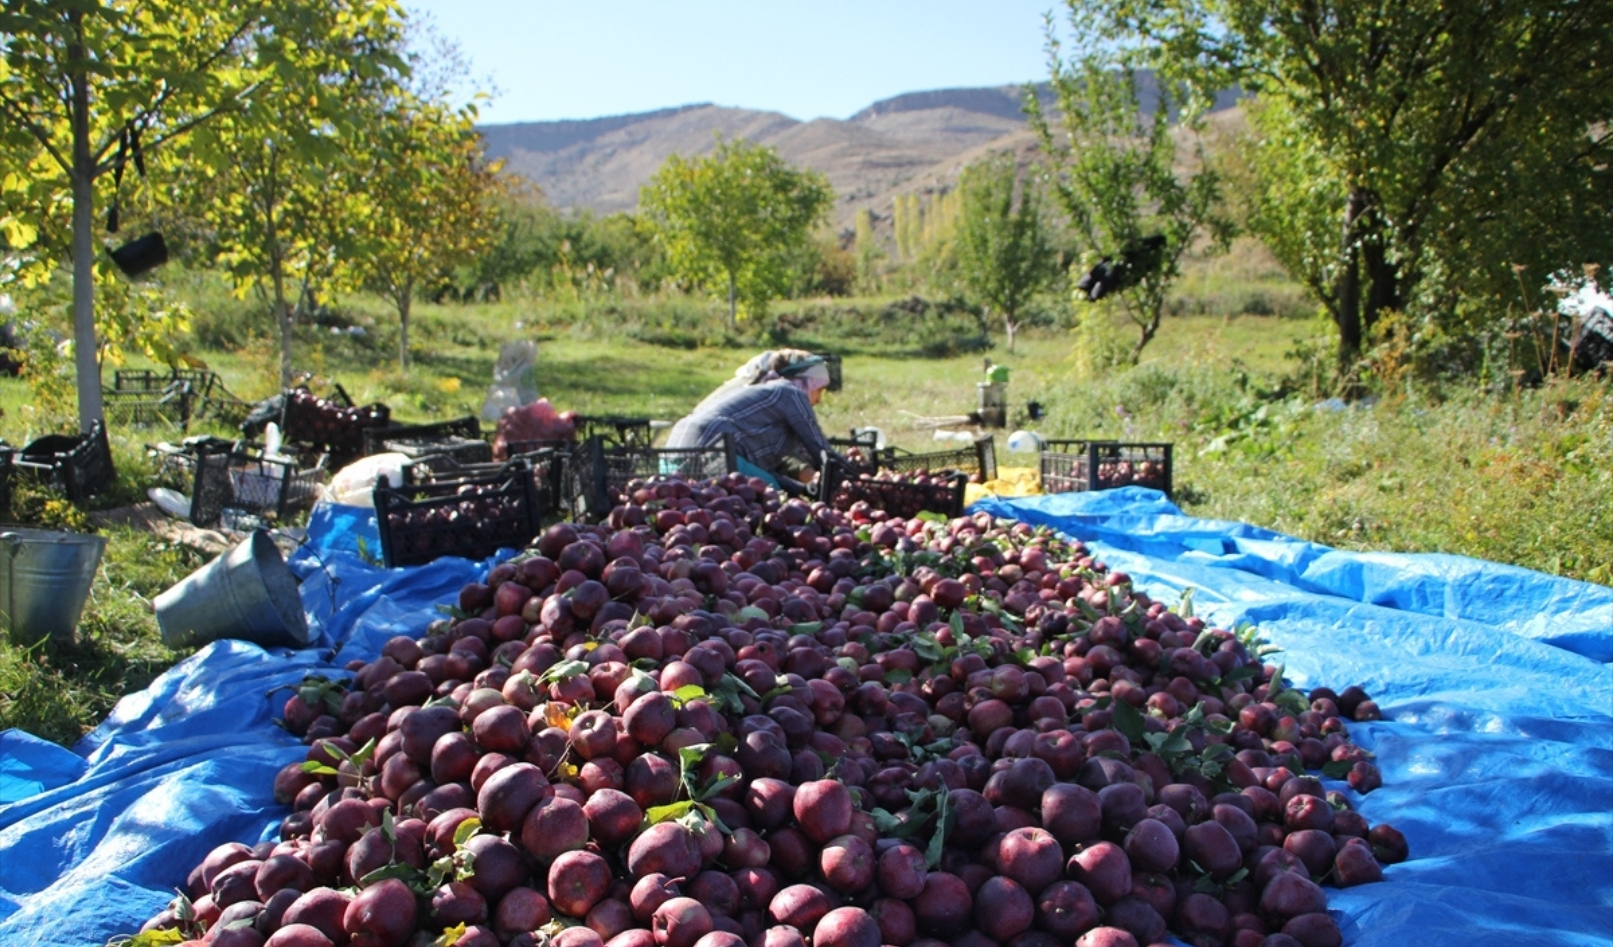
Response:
[[478, 82, 1236, 232]]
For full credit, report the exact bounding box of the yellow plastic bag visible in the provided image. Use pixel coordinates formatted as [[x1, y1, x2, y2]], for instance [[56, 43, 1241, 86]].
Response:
[[965, 465, 1042, 507]]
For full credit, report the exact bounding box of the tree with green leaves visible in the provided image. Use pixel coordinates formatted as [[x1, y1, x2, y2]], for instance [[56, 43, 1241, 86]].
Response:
[[1028, 9, 1233, 366], [181, 1, 409, 388], [1078, 0, 1613, 375], [639, 137, 832, 327], [0, 0, 401, 430], [952, 152, 1061, 355], [354, 97, 501, 371]]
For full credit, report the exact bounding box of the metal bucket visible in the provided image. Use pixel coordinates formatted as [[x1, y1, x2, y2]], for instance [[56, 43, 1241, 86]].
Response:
[[0, 528, 108, 647], [153, 529, 310, 650]]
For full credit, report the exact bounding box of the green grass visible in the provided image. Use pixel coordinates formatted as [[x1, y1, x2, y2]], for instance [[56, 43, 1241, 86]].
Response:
[[2, 276, 1608, 748]]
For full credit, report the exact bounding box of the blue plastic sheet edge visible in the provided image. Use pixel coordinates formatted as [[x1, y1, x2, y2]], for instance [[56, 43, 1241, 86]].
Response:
[[1, 490, 1609, 946]]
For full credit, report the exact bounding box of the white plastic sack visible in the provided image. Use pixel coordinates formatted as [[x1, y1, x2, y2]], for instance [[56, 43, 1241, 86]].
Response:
[[322, 452, 410, 508], [481, 339, 540, 421]]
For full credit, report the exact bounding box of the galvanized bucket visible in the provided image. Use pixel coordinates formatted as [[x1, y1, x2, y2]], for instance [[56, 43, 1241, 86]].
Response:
[[0, 528, 108, 647], [153, 529, 310, 650]]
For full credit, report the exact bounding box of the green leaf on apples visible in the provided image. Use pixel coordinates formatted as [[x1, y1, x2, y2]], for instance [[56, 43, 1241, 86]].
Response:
[[644, 800, 696, 826], [117, 931, 186, 946], [1222, 665, 1260, 685], [678, 745, 711, 773], [539, 660, 590, 685], [885, 668, 914, 685], [949, 611, 965, 638], [362, 862, 424, 888], [349, 738, 378, 770], [737, 605, 771, 623], [300, 760, 338, 776], [671, 684, 707, 705], [452, 816, 482, 847], [788, 621, 823, 636], [916, 511, 948, 524], [912, 632, 944, 663], [1321, 760, 1355, 780], [171, 889, 196, 926], [715, 732, 740, 755], [695, 773, 739, 802], [723, 673, 761, 699], [1111, 698, 1147, 744], [924, 790, 953, 869], [435, 604, 475, 620], [870, 807, 904, 834], [1174, 588, 1196, 619]]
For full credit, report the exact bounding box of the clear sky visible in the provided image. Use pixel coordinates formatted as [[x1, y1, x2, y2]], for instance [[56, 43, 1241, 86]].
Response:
[[402, 1, 1067, 125]]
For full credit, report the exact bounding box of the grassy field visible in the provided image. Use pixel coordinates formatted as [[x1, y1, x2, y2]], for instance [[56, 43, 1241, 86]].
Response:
[[1, 275, 1608, 747]]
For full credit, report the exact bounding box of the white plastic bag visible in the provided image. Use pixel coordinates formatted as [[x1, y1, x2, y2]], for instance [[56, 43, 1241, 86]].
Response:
[[482, 339, 540, 421], [322, 452, 411, 508]]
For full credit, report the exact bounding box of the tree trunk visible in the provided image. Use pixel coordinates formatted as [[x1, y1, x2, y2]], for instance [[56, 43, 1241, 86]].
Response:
[[272, 263, 293, 390], [727, 273, 737, 330], [68, 14, 104, 433], [1334, 188, 1369, 373], [1004, 313, 1019, 355], [1130, 318, 1159, 365], [1361, 228, 1399, 338], [398, 280, 413, 371]]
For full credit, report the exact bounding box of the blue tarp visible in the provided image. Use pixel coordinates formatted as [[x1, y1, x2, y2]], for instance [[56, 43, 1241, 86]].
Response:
[[1, 493, 1609, 947]]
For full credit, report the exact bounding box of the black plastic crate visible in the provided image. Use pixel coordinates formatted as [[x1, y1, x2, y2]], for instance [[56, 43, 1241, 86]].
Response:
[[188, 445, 326, 527], [362, 414, 490, 465], [188, 373, 254, 427], [403, 450, 563, 521], [827, 428, 891, 470], [279, 387, 390, 466], [818, 453, 968, 519], [1040, 440, 1173, 496], [566, 435, 736, 522], [576, 414, 656, 450], [147, 435, 235, 492], [824, 353, 844, 392], [14, 420, 116, 504], [881, 437, 997, 483], [102, 384, 193, 429], [113, 369, 169, 392], [375, 462, 542, 568], [0, 445, 13, 516]]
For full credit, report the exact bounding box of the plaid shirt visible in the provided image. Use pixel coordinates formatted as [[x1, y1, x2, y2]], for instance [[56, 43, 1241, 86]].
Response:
[[666, 379, 838, 475]]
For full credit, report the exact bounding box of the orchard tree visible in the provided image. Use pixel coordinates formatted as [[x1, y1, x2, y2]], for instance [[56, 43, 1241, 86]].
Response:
[[953, 152, 1060, 355], [639, 137, 832, 328], [355, 97, 502, 371], [183, 2, 409, 389], [0, 0, 399, 431], [1028, 9, 1232, 365], [1078, 0, 1613, 372]]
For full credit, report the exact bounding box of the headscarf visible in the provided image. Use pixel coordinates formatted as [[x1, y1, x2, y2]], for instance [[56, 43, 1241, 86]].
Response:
[[694, 348, 824, 413], [779, 357, 831, 395]]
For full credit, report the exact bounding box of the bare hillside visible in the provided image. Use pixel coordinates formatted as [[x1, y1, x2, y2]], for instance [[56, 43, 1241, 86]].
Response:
[[478, 83, 1240, 233]]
